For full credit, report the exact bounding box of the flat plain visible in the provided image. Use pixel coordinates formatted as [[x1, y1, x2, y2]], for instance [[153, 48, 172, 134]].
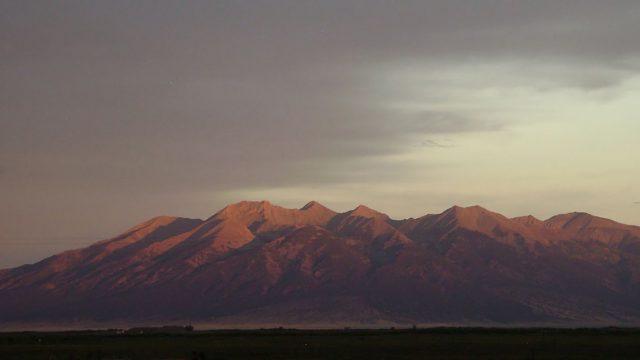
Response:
[[1, 328, 640, 359]]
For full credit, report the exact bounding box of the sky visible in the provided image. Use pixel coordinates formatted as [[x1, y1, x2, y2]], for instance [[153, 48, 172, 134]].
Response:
[[1, 0, 639, 268]]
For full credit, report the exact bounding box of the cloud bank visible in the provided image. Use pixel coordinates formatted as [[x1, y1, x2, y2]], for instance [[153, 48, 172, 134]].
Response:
[[1, 0, 640, 267]]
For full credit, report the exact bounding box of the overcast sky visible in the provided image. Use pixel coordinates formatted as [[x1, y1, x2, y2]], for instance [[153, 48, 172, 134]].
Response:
[[1, 0, 640, 268]]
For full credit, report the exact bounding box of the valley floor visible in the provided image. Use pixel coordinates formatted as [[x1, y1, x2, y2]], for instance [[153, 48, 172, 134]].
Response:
[[1, 328, 640, 359]]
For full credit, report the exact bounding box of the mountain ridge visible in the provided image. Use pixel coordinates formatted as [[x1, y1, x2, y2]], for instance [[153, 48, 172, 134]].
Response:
[[1, 200, 639, 327]]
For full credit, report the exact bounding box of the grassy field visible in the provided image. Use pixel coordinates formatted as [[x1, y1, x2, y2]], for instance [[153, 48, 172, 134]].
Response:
[[1, 328, 639, 359]]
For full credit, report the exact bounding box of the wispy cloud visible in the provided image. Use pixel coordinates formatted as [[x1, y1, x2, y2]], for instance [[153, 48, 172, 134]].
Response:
[[419, 139, 453, 148]]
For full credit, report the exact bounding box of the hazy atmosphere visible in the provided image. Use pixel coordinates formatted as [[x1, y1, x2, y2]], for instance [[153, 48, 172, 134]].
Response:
[[2, 0, 640, 268]]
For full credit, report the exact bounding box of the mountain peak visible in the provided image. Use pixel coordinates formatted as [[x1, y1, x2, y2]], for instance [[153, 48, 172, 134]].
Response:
[[300, 201, 336, 218], [544, 212, 610, 231], [300, 200, 327, 211], [443, 204, 493, 218], [240, 200, 272, 208], [216, 200, 271, 215], [433, 204, 528, 237], [239, 200, 272, 207], [545, 211, 590, 223], [512, 215, 543, 227], [348, 204, 389, 219], [210, 200, 337, 233]]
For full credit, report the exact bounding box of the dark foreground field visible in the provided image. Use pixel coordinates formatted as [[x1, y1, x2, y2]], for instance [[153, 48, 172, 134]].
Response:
[[1, 328, 640, 359]]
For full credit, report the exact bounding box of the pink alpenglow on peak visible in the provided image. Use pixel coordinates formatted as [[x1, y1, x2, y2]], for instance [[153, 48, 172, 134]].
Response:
[[1, 200, 640, 326]]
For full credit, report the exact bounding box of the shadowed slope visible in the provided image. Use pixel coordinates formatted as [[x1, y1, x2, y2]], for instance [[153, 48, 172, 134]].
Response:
[[0, 217, 203, 291]]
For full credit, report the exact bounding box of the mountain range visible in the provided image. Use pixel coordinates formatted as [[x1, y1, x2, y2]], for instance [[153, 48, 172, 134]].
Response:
[[1, 201, 639, 327]]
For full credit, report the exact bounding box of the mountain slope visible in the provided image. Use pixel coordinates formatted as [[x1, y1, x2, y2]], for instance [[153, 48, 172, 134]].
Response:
[[1, 201, 639, 326]]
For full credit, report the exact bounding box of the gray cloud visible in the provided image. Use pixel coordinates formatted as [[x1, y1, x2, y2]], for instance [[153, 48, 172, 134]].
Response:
[[1, 0, 640, 266]]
